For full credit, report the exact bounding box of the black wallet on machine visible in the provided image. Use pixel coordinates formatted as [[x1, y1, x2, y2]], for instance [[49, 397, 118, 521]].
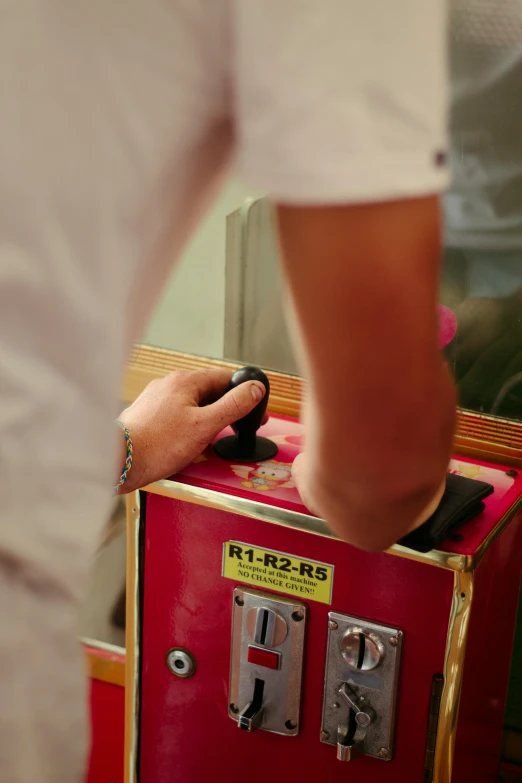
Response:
[[398, 472, 494, 553]]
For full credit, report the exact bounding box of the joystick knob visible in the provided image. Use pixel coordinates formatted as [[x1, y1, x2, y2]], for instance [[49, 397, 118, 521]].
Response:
[[214, 367, 278, 462]]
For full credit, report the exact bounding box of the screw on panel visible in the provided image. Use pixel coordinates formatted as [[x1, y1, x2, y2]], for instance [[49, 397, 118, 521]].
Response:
[[235, 595, 244, 607], [291, 609, 304, 622], [165, 648, 197, 679], [332, 702, 340, 709], [506, 469, 518, 478], [320, 730, 330, 741], [389, 636, 398, 647], [378, 747, 389, 759], [328, 620, 338, 630]]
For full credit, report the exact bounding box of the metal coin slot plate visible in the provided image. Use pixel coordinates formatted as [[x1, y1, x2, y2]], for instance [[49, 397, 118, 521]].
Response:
[[321, 612, 403, 760], [229, 587, 306, 736]]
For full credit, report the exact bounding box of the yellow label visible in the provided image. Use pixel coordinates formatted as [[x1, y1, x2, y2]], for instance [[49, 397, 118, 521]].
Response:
[[222, 541, 334, 605]]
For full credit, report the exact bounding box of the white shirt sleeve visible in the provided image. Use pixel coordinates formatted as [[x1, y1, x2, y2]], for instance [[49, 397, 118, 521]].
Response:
[[233, 0, 449, 204]]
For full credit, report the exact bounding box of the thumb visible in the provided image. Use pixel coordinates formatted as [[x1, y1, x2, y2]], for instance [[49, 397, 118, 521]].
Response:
[[205, 381, 266, 433]]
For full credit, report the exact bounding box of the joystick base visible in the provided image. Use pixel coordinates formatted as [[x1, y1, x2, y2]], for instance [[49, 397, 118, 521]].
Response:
[[214, 435, 278, 463]]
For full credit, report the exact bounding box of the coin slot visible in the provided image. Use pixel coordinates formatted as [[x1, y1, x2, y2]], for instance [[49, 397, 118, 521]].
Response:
[[356, 633, 365, 670], [260, 609, 269, 645], [340, 629, 384, 672]]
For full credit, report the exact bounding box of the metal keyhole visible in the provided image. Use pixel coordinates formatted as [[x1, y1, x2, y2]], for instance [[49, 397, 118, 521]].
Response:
[[340, 629, 384, 671]]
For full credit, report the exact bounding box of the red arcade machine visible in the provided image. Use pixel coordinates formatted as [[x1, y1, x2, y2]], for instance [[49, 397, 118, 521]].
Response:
[[124, 363, 522, 783]]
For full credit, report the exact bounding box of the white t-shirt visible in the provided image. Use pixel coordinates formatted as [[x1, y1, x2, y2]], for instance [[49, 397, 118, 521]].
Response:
[[445, 0, 522, 249], [0, 1, 447, 780], [0, 0, 448, 591]]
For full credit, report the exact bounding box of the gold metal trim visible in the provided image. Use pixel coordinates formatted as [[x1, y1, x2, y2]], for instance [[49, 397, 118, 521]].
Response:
[[123, 342, 521, 778], [472, 495, 522, 569], [433, 570, 474, 783], [142, 479, 467, 571], [123, 346, 522, 567], [124, 344, 522, 464], [123, 345, 301, 418], [122, 483, 510, 783], [80, 636, 126, 657], [124, 492, 141, 783], [81, 638, 126, 687], [143, 474, 522, 572], [86, 655, 125, 688]]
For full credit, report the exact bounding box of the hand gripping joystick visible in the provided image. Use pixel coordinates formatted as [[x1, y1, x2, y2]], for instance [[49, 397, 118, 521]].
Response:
[[214, 366, 278, 462]]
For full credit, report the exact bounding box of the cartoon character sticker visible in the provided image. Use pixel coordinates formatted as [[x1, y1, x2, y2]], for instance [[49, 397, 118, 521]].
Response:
[[449, 462, 485, 480], [231, 460, 295, 492]]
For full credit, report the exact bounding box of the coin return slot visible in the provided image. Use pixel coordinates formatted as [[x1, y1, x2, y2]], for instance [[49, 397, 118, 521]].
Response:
[[346, 705, 357, 746], [239, 678, 265, 731]]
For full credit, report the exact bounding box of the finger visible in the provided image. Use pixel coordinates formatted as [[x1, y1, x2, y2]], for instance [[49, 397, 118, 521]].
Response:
[[190, 368, 236, 405], [203, 381, 265, 433]]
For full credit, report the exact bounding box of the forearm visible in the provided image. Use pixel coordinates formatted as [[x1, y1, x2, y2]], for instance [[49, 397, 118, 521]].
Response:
[[303, 360, 455, 550], [277, 196, 457, 551]]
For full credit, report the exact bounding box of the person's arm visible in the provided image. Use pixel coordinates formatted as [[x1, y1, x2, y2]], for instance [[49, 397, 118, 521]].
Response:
[[277, 197, 455, 550], [114, 368, 266, 494], [234, 0, 452, 549]]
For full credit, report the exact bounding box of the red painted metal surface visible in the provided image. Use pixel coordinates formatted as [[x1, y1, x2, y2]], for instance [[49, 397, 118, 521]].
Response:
[[85, 651, 125, 783], [453, 511, 522, 783], [247, 645, 280, 669], [138, 414, 522, 782], [139, 495, 454, 781], [176, 416, 522, 558]]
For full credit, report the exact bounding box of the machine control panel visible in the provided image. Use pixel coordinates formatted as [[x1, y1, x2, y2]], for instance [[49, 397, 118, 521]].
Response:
[[228, 587, 306, 735], [321, 612, 403, 761]]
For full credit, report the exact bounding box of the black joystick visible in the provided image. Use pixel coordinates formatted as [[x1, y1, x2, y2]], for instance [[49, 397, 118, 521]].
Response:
[[214, 366, 278, 462]]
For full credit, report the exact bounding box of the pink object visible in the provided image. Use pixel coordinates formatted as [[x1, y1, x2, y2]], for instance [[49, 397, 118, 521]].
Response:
[[438, 304, 457, 350]]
